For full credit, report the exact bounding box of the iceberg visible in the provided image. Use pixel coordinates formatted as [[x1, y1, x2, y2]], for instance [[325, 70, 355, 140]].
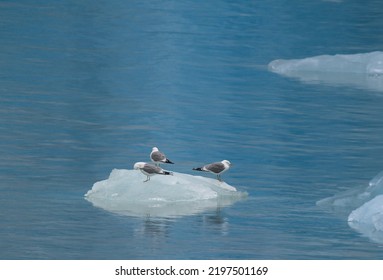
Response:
[[347, 195, 383, 243], [268, 51, 383, 92], [85, 169, 246, 218], [317, 170, 383, 244]]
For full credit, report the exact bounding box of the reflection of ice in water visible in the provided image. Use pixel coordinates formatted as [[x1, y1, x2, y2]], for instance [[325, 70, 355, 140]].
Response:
[[268, 51, 383, 92], [130, 210, 231, 254], [202, 210, 230, 236], [135, 218, 172, 238], [134, 211, 229, 243], [317, 171, 383, 244], [85, 169, 247, 218]]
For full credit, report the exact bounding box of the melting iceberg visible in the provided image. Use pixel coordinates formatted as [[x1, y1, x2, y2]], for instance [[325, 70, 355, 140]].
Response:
[[85, 169, 246, 218], [268, 51, 383, 92], [317, 170, 383, 244]]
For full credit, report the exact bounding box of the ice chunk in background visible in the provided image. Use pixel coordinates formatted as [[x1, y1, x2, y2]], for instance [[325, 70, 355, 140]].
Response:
[[268, 51, 383, 74], [268, 51, 383, 92], [317, 170, 383, 244], [317, 170, 383, 212], [347, 195, 383, 243], [85, 169, 247, 218]]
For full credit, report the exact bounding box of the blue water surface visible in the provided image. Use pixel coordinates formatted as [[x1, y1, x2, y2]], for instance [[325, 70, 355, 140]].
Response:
[[1, 0, 383, 259]]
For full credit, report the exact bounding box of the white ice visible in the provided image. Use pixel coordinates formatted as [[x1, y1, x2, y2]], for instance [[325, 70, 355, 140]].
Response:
[[85, 169, 246, 218], [268, 51, 383, 92], [317, 170, 383, 244]]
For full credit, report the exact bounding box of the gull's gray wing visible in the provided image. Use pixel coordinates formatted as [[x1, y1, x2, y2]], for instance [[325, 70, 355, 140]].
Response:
[[205, 162, 225, 174], [151, 151, 165, 162], [143, 164, 163, 175]]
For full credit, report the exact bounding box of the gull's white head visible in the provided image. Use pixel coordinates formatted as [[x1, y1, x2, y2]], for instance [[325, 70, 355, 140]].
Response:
[[222, 160, 232, 168], [152, 147, 159, 152], [134, 162, 146, 170]]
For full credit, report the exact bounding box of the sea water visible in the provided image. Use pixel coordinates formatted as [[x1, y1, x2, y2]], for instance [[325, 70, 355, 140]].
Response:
[[1, 0, 383, 259]]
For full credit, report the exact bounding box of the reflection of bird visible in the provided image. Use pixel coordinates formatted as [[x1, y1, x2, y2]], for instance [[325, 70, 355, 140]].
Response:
[[150, 147, 174, 166], [134, 162, 173, 182], [193, 160, 232, 181]]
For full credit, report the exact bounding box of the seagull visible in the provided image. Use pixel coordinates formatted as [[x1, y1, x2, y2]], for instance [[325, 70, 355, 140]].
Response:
[[134, 162, 173, 182], [192, 160, 232, 181], [150, 147, 174, 166]]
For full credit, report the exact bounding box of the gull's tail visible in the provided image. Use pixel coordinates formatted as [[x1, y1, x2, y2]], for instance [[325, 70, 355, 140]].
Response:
[[165, 159, 174, 164], [193, 167, 206, 172]]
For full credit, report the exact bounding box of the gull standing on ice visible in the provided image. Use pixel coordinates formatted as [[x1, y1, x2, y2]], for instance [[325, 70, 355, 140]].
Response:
[[134, 162, 173, 182], [150, 147, 174, 166], [192, 160, 232, 181]]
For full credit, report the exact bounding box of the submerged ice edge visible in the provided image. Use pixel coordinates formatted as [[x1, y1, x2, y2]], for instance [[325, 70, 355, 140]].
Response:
[[85, 169, 247, 218], [317, 170, 383, 244]]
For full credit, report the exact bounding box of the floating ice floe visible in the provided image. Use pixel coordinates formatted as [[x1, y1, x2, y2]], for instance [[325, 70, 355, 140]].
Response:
[[268, 51, 383, 92], [317, 170, 383, 244], [85, 169, 247, 218]]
